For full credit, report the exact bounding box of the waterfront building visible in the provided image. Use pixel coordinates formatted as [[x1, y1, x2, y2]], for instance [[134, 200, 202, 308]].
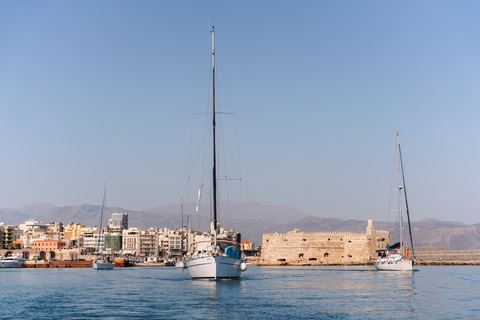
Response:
[[14, 229, 24, 242], [17, 219, 49, 233], [167, 234, 182, 257], [105, 234, 122, 251], [158, 228, 183, 258], [23, 234, 33, 248], [0, 225, 14, 248], [122, 228, 140, 256], [61, 223, 85, 247], [47, 222, 63, 238], [240, 241, 259, 257], [139, 228, 159, 259], [240, 241, 254, 251], [108, 213, 128, 232], [32, 240, 66, 259], [82, 228, 103, 253], [17, 219, 50, 248], [217, 228, 241, 243], [260, 220, 390, 266]]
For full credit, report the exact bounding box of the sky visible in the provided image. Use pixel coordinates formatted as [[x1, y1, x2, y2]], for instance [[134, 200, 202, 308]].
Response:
[[0, 1, 479, 224]]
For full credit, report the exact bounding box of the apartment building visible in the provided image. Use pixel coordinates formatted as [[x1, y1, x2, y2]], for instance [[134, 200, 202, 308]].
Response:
[[139, 228, 158, 258], [122, 228, 140, 255], [0, 225, 14, 248]]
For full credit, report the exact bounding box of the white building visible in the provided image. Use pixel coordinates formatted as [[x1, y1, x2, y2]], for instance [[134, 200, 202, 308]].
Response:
[[83, 228, 104, 252], [18, 219, 49, 232], [122, 228, 140, 255], [108, 213, 128, 231]]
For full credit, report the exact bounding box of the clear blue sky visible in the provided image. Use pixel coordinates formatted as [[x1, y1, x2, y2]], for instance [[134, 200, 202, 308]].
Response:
[[1, 1, 479, 224]]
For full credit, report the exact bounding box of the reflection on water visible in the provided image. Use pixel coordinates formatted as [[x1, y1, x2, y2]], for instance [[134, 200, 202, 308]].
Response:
[[1, 265, 478, 319]]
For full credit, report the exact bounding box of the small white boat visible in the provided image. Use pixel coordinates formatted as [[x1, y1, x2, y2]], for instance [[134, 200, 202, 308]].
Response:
[[93, 259, 115, 270], [175, 260, 187, 268], [0, 256, 27, 268], [375, 134, 415, 271]]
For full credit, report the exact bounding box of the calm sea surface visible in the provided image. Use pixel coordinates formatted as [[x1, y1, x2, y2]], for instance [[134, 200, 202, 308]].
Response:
[[1, 265, 479, 319]]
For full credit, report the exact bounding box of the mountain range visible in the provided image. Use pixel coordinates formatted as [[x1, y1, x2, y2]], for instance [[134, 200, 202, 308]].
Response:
[[1, 202, 479, 250]]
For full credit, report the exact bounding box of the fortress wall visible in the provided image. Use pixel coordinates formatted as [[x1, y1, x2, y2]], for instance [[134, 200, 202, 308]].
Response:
[[260, 221, 390, 266]]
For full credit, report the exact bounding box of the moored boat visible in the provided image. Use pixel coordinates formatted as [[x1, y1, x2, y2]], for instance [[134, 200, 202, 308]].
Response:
[[93, 182, 115, 270], [185, 27, 247, 279], [175, 259, 187, 268], [93, 259, 114, 270], [374, 133, 415, 271], [0, 256, 27, 268]]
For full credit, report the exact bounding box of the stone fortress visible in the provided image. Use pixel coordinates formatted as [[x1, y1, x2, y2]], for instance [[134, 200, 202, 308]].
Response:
[[259, 220, 390, 266]]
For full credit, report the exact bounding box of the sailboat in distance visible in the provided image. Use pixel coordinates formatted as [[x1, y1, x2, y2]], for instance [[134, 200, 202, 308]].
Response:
[[93, 182, 115, 270], [175, 198, 187, 269], [185, 27, 247, 279], [374, 134, 415, 271]]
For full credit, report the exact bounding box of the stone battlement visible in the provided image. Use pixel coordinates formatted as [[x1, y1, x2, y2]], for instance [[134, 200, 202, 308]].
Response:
[[259, 220, 390, 266], [263, 230, 368, 238]]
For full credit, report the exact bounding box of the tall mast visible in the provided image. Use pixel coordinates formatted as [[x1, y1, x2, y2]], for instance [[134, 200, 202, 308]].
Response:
[[180, 198, 184, 253], [211, 26, 218, 244], [397, 134, 403, 253], [399, 135, 415, 258], [96, 181, 106, 260]]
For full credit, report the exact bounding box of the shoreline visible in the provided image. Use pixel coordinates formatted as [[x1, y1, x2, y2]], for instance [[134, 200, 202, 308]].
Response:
[[12, 260, 480, 269], [256, 261, 480, 267]]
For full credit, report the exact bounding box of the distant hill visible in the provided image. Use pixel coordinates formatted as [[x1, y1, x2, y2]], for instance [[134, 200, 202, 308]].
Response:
[[1, 203, 479, 250], [0, 201, 308, 245]]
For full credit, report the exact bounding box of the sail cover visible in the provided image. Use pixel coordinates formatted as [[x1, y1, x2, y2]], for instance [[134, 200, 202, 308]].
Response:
[[389, 242, 401, 249]]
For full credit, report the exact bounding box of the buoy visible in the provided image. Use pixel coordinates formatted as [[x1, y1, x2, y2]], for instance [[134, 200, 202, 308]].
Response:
[[239, 261, 247, 272]]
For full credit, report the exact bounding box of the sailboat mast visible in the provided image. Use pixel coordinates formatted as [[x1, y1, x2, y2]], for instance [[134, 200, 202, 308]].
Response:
[[397, 134, 403, 254], [211, 26, 218, 244], [399, 137, 415, 258], [180, 198, 184, 253], [96, 182, 106, 260]]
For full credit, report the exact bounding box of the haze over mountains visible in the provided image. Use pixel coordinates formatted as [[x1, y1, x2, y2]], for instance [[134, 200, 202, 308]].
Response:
[[1, 202, 479, 250]]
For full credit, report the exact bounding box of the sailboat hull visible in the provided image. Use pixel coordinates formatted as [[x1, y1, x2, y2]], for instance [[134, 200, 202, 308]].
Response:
[[186, 255, 242, 279], [374, 258, 413, 271], [93, 261, 115, 270]]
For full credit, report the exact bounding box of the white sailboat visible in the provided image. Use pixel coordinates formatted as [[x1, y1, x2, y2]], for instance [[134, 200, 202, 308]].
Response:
[[93, 182, 115, 270], [375, 134, 415, 271], [175, 198, 187, 269], [185, 27, 247, 279]]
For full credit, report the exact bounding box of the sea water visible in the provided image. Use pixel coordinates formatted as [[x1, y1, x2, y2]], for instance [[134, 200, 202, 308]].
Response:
[[0, 265, 478, 319]]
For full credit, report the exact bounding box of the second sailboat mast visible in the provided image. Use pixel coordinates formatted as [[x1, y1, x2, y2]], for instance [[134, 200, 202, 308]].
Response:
[[211, 27, 218, 240]]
